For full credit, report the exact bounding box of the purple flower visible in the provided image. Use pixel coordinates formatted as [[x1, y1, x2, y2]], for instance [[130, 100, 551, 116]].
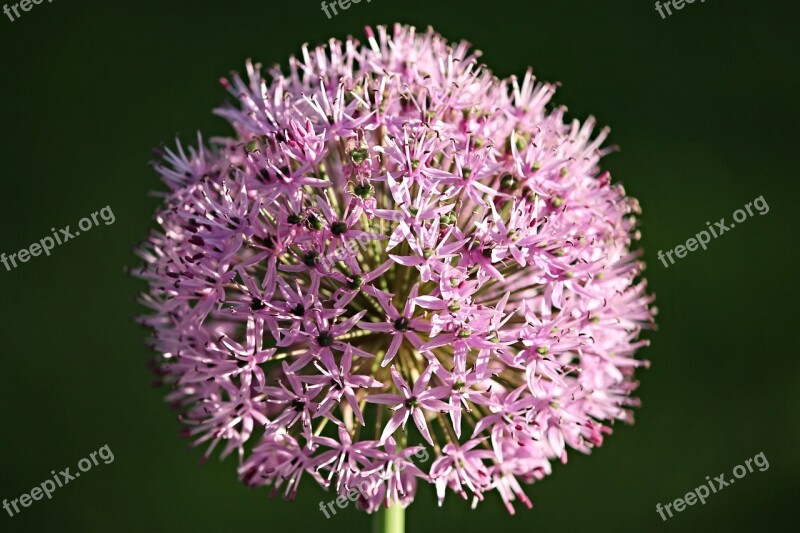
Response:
[[136, 24, 655, 514], [366, 365, 453, 445], [358, 284, 429, 367], [305, 344, 382, 425], [430, 439, 496, 506]]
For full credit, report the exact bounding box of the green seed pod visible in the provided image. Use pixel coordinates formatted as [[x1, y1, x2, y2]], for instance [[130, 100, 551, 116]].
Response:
[[350, 148, 369, 164], [304, 251, 321, 267], [244, 139, 260, 153], [354, 183, 373, 198], [306, 215, 323, 231]]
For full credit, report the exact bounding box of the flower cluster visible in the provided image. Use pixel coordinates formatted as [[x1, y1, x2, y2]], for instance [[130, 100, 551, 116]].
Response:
[[135, 24, 655, 514]]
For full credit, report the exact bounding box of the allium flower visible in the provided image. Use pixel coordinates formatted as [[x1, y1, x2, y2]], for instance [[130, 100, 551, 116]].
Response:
[[135, 24, 655, 515]]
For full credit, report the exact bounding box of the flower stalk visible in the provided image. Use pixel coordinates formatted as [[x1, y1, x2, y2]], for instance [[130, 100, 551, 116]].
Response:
[[373, 504, 404, 533]]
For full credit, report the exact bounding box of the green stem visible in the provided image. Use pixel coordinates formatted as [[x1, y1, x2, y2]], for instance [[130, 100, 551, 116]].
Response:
[[372, 504, 405, 533]]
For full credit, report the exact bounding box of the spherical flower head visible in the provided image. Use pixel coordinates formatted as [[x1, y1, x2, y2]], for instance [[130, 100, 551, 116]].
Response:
[[135, 24, 655, 514]]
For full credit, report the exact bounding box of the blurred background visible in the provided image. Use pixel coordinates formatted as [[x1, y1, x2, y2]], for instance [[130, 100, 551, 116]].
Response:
[[0, 0, 797, 531]]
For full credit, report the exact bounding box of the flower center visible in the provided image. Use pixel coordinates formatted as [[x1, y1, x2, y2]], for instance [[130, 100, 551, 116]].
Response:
[[394, 317, 410, 331], [304, 252, 321, 267], [317, 332, 335, 347]]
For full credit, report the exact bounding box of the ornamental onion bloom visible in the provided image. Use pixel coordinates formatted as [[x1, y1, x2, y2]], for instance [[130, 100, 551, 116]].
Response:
[[135, 24, 655, 515]]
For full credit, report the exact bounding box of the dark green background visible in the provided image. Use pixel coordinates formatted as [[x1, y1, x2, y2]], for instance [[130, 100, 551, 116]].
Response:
[[1, 0, 797, 531]]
